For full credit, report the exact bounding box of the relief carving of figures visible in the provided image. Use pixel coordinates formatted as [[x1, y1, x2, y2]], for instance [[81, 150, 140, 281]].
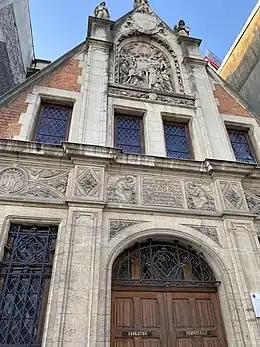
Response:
[[108, 175, 137, 204], [117, 42, 174, 93], [94, 2, 110, 20], [185, 181, 216, 211]]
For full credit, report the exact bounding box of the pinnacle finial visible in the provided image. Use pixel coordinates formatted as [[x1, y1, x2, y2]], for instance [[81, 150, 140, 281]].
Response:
[[134, 0, 149, 8]]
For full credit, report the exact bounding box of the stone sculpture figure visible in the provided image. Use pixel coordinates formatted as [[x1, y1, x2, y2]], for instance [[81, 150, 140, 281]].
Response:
[[134, 0, 149, 8], [174, 20, 190, 36], [94, 2, 110, 20]]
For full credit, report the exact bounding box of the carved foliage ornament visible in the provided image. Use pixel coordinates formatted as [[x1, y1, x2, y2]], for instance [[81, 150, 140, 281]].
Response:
[[244, 187, 260, 214], [184, 225, 220, 246], [220, 181, 245, 210], [110, 220, 145, 238], [0, 167, 68, 199], [116, 42, 174, 93], [76, 167, 102, 197]]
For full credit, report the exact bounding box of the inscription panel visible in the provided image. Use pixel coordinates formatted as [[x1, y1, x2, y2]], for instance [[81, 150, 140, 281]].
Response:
[[141, 177, 184, 208]]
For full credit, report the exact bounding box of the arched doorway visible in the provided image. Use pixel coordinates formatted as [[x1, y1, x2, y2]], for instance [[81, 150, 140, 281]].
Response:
[[111, 240, 228, 346]]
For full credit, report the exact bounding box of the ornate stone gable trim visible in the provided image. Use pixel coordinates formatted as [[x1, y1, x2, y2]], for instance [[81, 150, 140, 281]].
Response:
[[109, 219, 146, 238], [114, 32, 185, 94], [244, 188, 260, 214], [183, 224, 220, 245], [108, 85, 195, 107], [0, 166, 69, 200], [220, 181, 245, 210]]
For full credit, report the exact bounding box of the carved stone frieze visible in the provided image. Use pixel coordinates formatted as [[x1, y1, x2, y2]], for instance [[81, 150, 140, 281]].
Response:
[[183, 224, 220, 245], [142, 177, 184, 207], [185, 181, 216, 211], [76, 167, 102, 198], [220, 181, 245, 210], [244, 188, 260, 214], [0, 166, 69, 199], [108, 86, 195, 107], [110, 219, 145, 238], [107, 175, 137, 204], [115, 32, 185, 94]]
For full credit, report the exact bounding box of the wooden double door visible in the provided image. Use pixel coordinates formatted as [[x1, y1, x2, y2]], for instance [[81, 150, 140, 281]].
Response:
[[111, 290, 228, 347]]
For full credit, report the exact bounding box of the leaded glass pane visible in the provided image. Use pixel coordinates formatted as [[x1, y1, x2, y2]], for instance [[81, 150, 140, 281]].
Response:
[[228, 130, 256, 163], [116, 116, 142, 154], [0, 224, 57, 346], [164, 123, 190, 159], [36, 105, 71, 145]]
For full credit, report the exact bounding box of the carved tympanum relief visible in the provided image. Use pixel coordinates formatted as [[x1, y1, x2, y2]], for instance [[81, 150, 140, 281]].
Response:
[[185, 181, 216, 211], [116, 42, 174, 92], [107, 175, 137, 204], [0, 167, 69, 199]]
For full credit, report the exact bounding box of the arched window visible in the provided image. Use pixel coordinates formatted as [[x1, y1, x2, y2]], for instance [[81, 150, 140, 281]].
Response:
[[112, 241, 217, 288]]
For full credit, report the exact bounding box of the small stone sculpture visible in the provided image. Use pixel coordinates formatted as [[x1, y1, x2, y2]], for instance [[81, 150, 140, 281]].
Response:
[[174, 20, 190, 36], [134, 0, 149, 8], [94, 2, 110, 20]]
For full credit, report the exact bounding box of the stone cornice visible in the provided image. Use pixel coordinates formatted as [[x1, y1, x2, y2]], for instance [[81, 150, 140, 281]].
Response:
[[0, 140, 259, 179], [177, 35, 202, 47]]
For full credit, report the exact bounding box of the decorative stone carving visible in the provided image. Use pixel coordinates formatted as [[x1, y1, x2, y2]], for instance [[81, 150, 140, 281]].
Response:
[[116, 42, 174, 92], [244, 188, 260, 214], [108, 86, 195, 107], [184, 224, 220, 245], [0, 168, 27, 193], [94, 2, 110, 20], [220, 181, 245, 210], [76, 167, 102, 197], [115, 33, 185, 94], [0, 166, 69, 199], [134, 0, 149, 8], [110, 220, 145, 238], [142, 177, 184, 208], [107, 175, 137, 204], [174, 20, 190, 36], [185, 181, 216, 211]]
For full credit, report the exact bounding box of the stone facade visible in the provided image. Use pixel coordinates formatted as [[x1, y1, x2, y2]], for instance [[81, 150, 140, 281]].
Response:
[[0, 2, 260, 347], [0, 0, 34, 95]]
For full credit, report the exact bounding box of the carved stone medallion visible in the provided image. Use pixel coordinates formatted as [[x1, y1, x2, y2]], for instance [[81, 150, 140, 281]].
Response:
[[0, 168, 27, 193], [117, 42, 174, 93]]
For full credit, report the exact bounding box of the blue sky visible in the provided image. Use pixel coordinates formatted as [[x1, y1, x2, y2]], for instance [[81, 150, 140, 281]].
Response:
[[30, 0, 257, 62]]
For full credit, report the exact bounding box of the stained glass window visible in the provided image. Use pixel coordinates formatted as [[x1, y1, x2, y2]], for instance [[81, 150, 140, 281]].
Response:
[[0, 224, 58, 346], [36, 105, 71, 145], [228, 130, 256, 164], [164, 123, 191, 159], [115, 116, 143, 154]]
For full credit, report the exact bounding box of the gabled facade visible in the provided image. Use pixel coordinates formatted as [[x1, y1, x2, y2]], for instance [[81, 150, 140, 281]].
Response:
[[0, 2, 260, 347]]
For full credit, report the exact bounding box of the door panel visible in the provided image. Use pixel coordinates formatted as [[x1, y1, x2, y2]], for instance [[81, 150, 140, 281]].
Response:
[[111, 291, 227, 347]]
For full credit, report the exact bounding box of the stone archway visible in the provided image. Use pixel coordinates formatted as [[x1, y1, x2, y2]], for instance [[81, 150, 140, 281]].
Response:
[[110, 239, 228, 347]]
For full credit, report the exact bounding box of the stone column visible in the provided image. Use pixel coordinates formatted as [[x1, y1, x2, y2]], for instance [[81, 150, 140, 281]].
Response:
[[223, 218, 260, 347], [79, 18, 112, 146], [178, 36, 234, 161]]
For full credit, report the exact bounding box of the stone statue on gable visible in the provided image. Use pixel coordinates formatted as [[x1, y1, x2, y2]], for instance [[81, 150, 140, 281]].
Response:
[[94, 2, 110, 20], [174, 20, 190, 36], [134, 0, 149, 8]]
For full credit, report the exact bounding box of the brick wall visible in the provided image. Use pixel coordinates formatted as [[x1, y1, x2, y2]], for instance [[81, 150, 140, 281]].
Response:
[[213, 84, 252, 118], [39, 58, 82, 92], [0, 56, 82, 139]]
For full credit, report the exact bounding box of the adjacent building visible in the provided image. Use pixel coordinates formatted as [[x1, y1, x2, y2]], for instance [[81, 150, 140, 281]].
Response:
[[0, 0, 34, 95], [0, 1, 260, 347], [219, 1, 260, 114]]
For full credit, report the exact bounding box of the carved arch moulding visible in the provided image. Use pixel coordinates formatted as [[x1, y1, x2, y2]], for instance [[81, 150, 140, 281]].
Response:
[[114, 33, 185, 94]]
